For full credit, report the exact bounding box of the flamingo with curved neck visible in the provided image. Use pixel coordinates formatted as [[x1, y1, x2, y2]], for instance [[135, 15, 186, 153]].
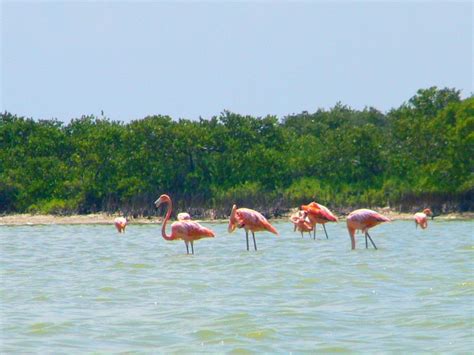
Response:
[[414, 208, 433, 229], [301, 201, 338, 240], [154, 194, 215, 254], [114, 217, 127, 233], [346, 209, 390, 250], [290, 210, 313, 238], [228, 204, 278, 251]]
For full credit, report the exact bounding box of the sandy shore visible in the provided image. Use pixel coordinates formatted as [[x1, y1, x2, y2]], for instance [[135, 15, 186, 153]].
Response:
[[0, 214, 159, 226], [0, 211, 472, 226]]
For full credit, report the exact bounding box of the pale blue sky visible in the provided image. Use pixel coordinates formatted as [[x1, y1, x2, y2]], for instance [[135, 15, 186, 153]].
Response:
[[1, 1, 472, 122]]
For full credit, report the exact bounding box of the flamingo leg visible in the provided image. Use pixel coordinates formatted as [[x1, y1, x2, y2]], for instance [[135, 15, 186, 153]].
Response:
[[185, 241, 189, 254], [365, 233, 368, 249], [322, 224, 329, 239], [313, 226, 316, 240], [252, 231, 257, 251], [301, 231, 304, 238], [366, 232, 377, 250], [191, 241, 194, 255], [245, 230, 249, 251]]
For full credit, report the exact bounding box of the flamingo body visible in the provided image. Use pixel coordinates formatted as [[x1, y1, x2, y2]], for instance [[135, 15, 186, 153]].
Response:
[[177, 212, 191, 221], [228, 205, 278, 251], [301, 201, 338, 239], [169, 220, 215, 241], [155, 194, 214, 254], [301, 202, 338, 223], [114, 217, 127, 233], [346, 209, 390, 249]]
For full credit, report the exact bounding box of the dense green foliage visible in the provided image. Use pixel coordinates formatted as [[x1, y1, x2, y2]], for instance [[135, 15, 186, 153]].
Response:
[[1, 87, 472, 216]]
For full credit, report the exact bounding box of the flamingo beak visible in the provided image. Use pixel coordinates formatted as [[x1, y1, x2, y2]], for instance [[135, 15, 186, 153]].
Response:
[[228, 204, 237, 233], [154, 198, 162, 207], [228, 221, 236, 233]]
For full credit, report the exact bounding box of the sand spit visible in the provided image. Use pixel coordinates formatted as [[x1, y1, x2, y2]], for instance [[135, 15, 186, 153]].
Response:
[[0, 211, 472, 226]]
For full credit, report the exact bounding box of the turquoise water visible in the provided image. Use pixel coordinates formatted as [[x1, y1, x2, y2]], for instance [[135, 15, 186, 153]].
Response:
[[1, 220, 473, 353]]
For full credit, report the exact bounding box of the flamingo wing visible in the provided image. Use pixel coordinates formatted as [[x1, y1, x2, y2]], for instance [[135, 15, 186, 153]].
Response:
[[348, 209, 390, 228], [317, 203, 338, 222], [114, 217, 127, 225], [237, 208, 278, 235], [177, 212, 191, 221], [414, 212, 426, 223], [171, 221, 215, 240], [302, 204, 337, 222]]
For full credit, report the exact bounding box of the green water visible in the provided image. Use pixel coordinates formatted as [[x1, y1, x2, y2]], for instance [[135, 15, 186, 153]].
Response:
[[1, 220, 473, 353]]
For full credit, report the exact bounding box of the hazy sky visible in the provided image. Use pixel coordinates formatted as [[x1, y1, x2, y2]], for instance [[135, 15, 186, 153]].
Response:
[[1, 1, 472, 122]]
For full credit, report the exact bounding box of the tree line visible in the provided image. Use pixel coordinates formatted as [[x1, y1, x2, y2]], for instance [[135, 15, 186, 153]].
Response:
[[0, 87, 472, 217]]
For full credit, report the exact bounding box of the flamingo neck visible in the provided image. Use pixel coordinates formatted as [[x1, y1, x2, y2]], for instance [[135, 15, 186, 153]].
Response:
[[347, 225, 356, 250], [161, 200, 174, 241]]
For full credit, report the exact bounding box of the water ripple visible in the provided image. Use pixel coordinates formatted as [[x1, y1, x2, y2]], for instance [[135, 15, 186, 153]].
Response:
[[1, 221, 473, 352]]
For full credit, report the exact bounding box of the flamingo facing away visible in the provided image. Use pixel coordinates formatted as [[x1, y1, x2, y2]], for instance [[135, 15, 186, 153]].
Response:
[[346, 209, 391, 250], [154, 194, 215, 254], [414, 208, 433, 229], [177, 212, 191, 221], [228, 205, 278, 251], [301, 201, 338, 239], [290, 210, 313, 238], [114, 217, 127, 233]]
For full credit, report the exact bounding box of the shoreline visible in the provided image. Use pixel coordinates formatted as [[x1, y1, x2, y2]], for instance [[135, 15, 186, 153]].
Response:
[[0, 211, 473, 226]]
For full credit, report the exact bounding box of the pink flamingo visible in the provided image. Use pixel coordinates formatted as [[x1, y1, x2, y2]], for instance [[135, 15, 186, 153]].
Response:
[[154, 194, 215, 254], [414, 208, 433, 229], [177, 212, 191, 221], [114, 217, 127, 233], [228, 205, 278, 251], [290, 210, 313, 238], [346, 209, 391, 250], [301, 201, 338, 239]]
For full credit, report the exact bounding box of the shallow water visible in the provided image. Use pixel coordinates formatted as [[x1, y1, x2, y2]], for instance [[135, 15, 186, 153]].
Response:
[[1, 220, 473, 353]]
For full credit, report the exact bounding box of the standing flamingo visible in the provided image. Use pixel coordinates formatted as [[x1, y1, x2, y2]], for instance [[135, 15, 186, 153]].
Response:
[[346, 209, 391, 250], [177, 212, 191, 221], [301, 201, 338, 239], [114, 217, 127, 233], [290, 210, 313, 238], [228, 205, 278, 251], [154, 194, 215, 254], [414, 208, 433, 229]]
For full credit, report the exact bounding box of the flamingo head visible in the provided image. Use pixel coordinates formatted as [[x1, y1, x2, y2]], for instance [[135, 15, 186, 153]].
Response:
[[423, 208, 433, 217], [302, 210, 311, 223], [227, 204, 238, 233], [154, 194, 171, 208]]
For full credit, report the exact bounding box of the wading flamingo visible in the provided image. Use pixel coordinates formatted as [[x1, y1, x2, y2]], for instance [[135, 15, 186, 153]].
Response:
[[177, 212, 191, 221], [154, 194, 215, 254], [346, 209, 390, 250], [301, 201, 338, 239], [290, 210, 313, 238], [414, 208, 433, 229], [114, 217, 127, 233], [228, 205, 278, 251]]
